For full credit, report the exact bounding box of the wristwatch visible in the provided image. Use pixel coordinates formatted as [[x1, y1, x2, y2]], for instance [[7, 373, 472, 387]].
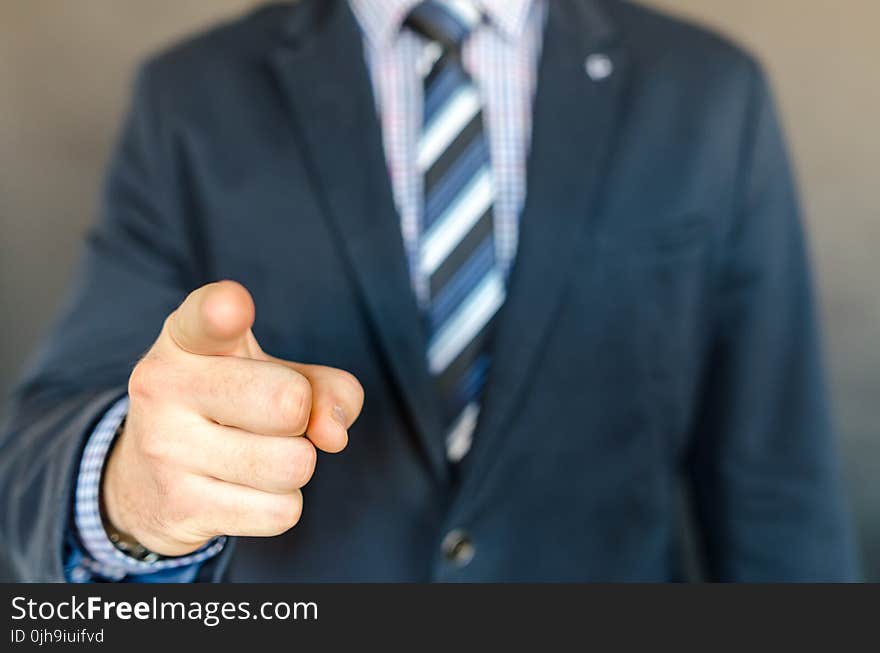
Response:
[[106, 528, 163, 564]]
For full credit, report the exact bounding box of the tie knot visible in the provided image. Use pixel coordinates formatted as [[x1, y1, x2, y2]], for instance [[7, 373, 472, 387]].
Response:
[[405, 1, 482, 51]]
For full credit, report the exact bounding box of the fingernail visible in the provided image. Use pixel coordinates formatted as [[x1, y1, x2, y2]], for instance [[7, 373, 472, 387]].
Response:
[[332, 405, 348, 429]]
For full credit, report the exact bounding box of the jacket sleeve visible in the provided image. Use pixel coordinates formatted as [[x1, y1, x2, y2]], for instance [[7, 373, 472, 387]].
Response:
[[685, 61, 860, 581], [0, 61, 201, 581]]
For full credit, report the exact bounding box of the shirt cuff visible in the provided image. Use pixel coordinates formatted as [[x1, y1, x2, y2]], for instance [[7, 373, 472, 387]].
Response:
[[72, 396, 225, 580]]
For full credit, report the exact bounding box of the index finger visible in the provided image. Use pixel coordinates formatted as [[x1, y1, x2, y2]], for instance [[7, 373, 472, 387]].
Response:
[[271, 359, 365, 453]]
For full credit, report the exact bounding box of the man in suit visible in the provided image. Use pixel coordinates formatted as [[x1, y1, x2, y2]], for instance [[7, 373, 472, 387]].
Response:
[[0, 0, 859, 581]]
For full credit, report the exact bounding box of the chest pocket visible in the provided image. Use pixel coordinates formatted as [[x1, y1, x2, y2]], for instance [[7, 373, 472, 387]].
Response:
[[594, 212, 711, 260]]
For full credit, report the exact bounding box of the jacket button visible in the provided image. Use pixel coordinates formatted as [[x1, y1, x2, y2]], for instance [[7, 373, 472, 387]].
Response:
[[442, 529, 475, 568]]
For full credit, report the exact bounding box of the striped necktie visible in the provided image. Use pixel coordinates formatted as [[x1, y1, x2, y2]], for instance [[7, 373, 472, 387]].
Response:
[[406, 1, 504, 463]]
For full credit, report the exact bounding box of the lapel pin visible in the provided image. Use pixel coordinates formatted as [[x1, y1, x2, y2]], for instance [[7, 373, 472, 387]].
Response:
[[585, 53, 613, 81]]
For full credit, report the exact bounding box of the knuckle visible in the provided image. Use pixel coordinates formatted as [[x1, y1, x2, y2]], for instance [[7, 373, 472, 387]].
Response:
[[261, 440, 315, 491], [267, 492, 303, 534], [298, 442, 318, 486], [271, 373, 312, 434], [129, 355, 191, 405], [128, 358, 162, 402], [281, 441, 317, 489]]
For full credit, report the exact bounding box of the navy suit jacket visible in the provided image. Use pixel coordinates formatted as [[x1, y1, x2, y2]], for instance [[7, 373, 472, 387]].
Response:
[[0, 0, 859, 581]]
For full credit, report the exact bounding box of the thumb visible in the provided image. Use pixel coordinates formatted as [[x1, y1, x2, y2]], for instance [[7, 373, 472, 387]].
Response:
[[168, 280, 257, 357]]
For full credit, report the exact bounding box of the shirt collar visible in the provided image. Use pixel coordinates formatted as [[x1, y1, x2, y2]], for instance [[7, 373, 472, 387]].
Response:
[[479, 0, 534, 41], [348, 0, 536, 49]]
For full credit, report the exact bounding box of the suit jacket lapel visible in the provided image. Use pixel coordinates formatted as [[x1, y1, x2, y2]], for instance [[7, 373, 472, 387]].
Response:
[[459, 0, 630, 485], [267, 0, 450, 483]]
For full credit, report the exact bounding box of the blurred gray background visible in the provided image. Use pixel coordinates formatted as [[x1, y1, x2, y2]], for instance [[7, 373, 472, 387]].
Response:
[[1, 1, 878, 579]]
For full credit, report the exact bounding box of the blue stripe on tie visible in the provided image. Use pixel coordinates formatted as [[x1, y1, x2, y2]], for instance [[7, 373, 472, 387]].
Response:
[[424, 61, 468, 125], [428, 236, 494, 331], [456, 354, 492, 407], [411, 2, 472, 48], [424, 136, 489, 228]]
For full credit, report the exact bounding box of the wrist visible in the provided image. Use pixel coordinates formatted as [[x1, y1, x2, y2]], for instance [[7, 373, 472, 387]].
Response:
[[99, 421, 160, 561]]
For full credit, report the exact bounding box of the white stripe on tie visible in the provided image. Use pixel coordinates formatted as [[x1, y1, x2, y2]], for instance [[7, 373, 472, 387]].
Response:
[[420, 167, 493, 276], [418, 41, 444, 77], [441, 0, 482, 29], [427, 269, 505, 374], [417, 85, 481, 172], [446, 402, 480, 462]]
